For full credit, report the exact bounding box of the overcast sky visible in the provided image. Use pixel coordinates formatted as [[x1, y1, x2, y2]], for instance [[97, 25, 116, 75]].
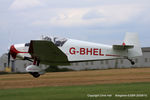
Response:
[[0, 0, 150, 56]]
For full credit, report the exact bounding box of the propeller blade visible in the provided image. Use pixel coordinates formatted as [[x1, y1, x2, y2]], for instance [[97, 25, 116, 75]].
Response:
[[8, 52, 10, 67]]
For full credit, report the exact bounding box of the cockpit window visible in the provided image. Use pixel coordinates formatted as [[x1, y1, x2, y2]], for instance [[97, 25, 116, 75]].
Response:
[[42, 36, 52, 41], [25, 43, 30, 46], [53, 37, 67, 47], [42, 36, 67, 47]]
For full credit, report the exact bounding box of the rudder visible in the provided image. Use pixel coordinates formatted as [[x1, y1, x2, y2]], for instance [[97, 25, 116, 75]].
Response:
[[124, 32, 142, 57]]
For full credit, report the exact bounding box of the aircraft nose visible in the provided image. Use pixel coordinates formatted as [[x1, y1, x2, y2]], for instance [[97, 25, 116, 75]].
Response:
[[9, 45, 18, 59]]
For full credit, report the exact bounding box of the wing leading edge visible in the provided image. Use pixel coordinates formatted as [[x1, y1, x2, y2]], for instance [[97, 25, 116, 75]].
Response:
[[28, 40, 69, 66]]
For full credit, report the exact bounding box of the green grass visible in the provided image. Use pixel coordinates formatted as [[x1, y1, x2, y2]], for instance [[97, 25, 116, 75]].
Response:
[[0, 82, 150, 100]]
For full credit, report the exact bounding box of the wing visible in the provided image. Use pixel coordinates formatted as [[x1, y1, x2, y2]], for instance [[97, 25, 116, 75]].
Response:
[[28, 40, 69, 66], [113, 45, 134, 50]]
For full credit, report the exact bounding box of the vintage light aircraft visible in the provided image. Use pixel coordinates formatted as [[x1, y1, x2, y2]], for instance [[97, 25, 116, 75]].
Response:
[[8, 33, 142, 78]]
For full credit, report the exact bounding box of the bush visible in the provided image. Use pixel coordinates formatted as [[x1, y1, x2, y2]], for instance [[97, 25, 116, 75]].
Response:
[[0, 72, 9, 75], [46, 66, 73, 72]]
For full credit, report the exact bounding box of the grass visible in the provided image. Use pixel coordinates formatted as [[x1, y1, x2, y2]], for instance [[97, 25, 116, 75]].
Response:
[[0, 82, 149, 100]]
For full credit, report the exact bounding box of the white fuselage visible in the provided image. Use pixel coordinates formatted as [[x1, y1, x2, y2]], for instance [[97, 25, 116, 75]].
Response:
[[59, 39, 127, 62], [12, 39, 127, 62]]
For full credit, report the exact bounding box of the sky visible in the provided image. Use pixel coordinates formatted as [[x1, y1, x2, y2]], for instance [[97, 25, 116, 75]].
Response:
[[0, 0, 150, 56]]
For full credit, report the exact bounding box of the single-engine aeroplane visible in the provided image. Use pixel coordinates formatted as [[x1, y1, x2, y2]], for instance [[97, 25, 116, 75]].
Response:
[[8, 33, 142, 78]]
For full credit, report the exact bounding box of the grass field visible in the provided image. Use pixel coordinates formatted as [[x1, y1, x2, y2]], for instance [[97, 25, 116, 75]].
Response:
[[0, 68, 150, 100], [0, 82, 149, 100]]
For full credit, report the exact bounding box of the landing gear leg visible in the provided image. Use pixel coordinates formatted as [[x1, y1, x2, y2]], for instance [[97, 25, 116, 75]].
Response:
[[127, 58, 135, 65]]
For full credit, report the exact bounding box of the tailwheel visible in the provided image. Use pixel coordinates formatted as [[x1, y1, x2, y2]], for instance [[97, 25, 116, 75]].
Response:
[[29, 72, 40, 78], [126, 58, 135, 65], [130, 60, 135, 65]]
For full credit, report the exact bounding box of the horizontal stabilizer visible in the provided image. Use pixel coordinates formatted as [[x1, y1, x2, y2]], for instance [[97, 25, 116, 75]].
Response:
[[113, 45, 134, 50]]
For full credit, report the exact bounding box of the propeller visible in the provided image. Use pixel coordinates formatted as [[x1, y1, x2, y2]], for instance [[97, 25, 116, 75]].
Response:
[[7, 31, 12, 67], [8, 51, 11, 67]]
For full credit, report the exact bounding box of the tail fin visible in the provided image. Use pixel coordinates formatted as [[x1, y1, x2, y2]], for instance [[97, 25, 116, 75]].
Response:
[[124, 32, 142, 57]]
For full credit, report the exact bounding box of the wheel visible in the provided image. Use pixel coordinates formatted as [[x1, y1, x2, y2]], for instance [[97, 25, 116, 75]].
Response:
[[127, 58, 135, 65], [131, 61, 135, 65], [32, 72, 40, 78], [29, 72, 40, 78]]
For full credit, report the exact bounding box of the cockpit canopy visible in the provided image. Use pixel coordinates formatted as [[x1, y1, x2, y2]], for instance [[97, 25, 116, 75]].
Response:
[[42, 36, 68, 47], [24, 36, 68, 47]]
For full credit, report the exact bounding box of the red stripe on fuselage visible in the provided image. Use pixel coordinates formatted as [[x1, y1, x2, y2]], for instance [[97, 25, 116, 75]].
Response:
[[105, 54, 120, 57]]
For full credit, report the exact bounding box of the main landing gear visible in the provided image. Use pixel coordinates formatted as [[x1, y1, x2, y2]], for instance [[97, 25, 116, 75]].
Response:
[[26, 58, 41, 78]]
